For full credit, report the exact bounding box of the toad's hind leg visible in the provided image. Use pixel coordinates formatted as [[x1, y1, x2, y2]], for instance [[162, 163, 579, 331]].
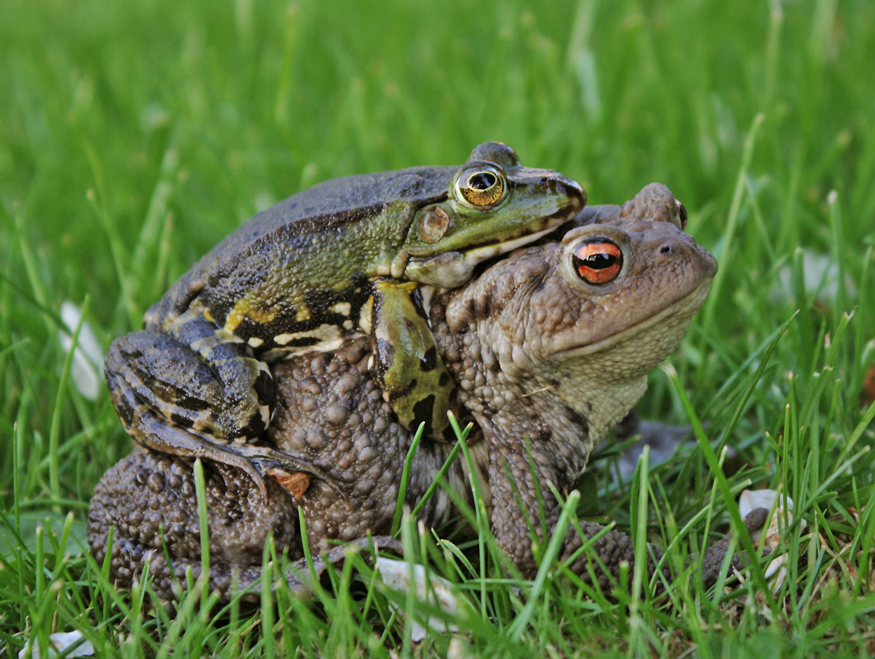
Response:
[[104, 308, 333, 501], [369, 280, 455, 440], [87, 450, 401, 601]]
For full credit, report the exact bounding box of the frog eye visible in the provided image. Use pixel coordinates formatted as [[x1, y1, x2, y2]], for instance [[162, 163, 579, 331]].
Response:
[[455, 164, 507, 209], [675, 198, 687, 230], [572, 238, 623, 285]]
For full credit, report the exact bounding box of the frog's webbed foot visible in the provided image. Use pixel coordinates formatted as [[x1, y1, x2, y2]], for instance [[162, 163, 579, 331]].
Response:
[[123, 397, 272, 500], [105, 317, 344, 503], [369, 279, 456, 440]]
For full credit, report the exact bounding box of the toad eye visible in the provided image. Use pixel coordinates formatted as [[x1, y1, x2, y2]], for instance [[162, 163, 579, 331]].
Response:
[[675, 198, 687, 230], [572, 239, 623, 284], [455, 164, 507, 208]]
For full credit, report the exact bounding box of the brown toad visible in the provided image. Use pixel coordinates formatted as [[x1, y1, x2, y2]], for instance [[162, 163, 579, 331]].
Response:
[[88, 184, 765, 600]]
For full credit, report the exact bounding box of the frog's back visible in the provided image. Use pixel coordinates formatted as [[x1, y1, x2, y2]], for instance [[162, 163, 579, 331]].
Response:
[[149, 165, 454, 326]]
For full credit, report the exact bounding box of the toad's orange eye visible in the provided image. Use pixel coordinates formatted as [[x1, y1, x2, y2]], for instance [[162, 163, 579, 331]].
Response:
[[572, 239, 623, 284]]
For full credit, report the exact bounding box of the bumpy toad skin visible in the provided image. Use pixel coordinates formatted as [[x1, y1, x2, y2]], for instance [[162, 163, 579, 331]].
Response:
[[89, 185, 765, 600], [573, 182, 688, 231], [89, 337, 451, 600]]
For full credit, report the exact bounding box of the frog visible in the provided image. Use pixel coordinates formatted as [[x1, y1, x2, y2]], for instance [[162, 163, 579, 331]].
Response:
[[103, 142, 585, 501], [88, 184, 767, 601]]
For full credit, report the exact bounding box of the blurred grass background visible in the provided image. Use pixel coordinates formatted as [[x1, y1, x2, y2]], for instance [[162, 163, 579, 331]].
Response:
[[3, 0, 872, 321], [2, 0, 875, 656]]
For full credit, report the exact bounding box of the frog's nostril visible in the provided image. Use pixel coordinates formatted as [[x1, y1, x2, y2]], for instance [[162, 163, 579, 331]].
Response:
[[567, 178, 584, 197], [554, 178, 585, 204], [659, 244, 673, 255]]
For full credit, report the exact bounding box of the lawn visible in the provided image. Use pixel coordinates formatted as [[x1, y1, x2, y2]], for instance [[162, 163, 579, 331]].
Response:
[[2, 0, 875, 656]]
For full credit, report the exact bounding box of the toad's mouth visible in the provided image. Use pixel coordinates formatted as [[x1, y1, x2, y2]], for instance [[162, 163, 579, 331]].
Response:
[[557, 278, 714, 359]]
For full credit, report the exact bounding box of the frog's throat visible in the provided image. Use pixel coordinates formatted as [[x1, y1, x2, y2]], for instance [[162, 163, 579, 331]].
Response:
[[555, 278, 713, 359], [399, 225, 561, 288]]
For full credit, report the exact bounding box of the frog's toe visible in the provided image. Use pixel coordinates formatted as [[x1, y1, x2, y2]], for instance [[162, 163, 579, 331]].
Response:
[[241, 445, 348, 501]]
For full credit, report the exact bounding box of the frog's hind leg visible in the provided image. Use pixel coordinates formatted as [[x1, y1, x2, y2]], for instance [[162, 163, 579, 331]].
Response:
[[110, 380, 270, 500], [104, 319, 337, 502], [369, 280, 455, 440]]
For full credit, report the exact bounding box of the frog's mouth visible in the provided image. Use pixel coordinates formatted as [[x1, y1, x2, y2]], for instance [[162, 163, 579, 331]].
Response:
[[401, 225, 562, 288]]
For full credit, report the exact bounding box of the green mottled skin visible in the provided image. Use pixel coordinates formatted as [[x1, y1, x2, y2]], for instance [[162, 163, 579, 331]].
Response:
[[148, 142, 583, 352], [151, 148, 582, 338], [104, 142, 584, 498]]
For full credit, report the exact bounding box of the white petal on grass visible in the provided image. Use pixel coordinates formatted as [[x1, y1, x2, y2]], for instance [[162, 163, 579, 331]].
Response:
[[739, 489, 807, 594], [58, 301, 105, 401], [771, 251, 856, 304], [19, 631, 94, 658], [740, 489, 786, 517], [376, 557, 462, 641]]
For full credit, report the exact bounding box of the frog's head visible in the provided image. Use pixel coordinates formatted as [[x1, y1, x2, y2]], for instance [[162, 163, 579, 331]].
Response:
[[442, 195, 716, 445], [398, 142, 585, 288]]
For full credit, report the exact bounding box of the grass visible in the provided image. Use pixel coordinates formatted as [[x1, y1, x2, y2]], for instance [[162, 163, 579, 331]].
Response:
[[2, 0, 875, 656]]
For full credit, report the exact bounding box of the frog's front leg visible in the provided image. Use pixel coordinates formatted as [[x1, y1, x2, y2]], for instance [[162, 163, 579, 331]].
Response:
[[369, 280, 455, 440], [104, 304, 333, 501]]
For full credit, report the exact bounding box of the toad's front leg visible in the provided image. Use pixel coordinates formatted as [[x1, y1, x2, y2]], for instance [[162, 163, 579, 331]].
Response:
[[487, 440, 768, 593], [104, 303, 334, 501]]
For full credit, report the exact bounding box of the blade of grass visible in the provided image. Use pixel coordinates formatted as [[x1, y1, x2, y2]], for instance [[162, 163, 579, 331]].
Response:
[[663, 364, 778, 612]]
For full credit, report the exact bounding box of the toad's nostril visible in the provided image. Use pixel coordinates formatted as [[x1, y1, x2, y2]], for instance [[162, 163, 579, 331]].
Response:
[[659, 244, 673, 255]]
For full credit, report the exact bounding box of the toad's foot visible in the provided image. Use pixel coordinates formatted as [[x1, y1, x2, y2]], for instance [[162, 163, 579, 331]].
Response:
[[559, 508, 771, 596]]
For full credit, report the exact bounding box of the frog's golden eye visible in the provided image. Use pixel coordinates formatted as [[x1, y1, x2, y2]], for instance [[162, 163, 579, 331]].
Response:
[[675, 198, 687, 230], [572, 239, 623, 285], [455, 164, 507, 208]]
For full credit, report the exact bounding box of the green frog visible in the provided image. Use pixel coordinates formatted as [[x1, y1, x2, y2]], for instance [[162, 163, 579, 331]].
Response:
[[104, 142, 585, 499]]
